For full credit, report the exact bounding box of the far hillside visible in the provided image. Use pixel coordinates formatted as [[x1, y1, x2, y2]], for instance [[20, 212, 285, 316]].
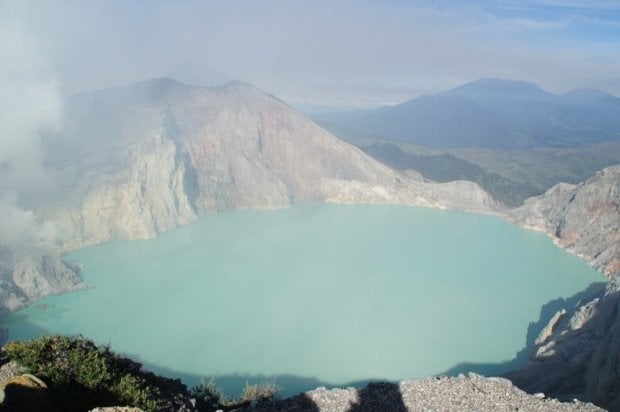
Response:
[[314, 78, 620, 206]]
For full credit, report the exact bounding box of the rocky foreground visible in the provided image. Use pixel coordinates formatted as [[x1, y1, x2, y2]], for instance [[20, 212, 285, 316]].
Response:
[[0, 363, 604, 411], [238, 374, 602, 412]]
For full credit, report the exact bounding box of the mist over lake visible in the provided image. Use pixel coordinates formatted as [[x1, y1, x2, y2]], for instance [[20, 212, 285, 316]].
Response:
[[1, 203, 603, 396]]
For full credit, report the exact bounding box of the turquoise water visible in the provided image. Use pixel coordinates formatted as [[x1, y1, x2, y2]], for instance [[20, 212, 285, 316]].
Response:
[[1, 203, 603, 395]]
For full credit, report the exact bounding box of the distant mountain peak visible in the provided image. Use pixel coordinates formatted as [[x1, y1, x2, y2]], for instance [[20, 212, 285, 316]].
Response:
[[445, 78, 552, 99], [220, 79, 253, 89], [129, 76, 189, 93], [68, 76, 192, 106], [317, 77, 620, 150], [138, 76, 184, 86], [471, 77, 541, 89], [215, 79, 265, 95]]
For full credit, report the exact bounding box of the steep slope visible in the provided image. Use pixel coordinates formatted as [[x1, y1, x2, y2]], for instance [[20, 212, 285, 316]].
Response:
[[41, 78, 499, 252], [318, 78, 620, 149], [510, 165, 620, 276], [0, 253, 83, 314], [507, 165, 620, 410]]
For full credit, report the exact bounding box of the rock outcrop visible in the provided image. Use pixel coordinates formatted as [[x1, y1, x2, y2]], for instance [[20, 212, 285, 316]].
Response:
[[0, 373, 56, 411], [0, 253, 83, 315], [507, 165, 620, 410], [510, 165, 620, 276], [507, 275, 620, 411]]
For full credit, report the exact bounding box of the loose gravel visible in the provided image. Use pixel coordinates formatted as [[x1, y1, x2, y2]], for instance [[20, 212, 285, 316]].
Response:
[[236, 373, 603, 411]]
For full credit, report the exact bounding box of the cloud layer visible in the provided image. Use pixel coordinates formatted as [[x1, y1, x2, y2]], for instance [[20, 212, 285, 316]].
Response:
[[3, 1, 620, 107]]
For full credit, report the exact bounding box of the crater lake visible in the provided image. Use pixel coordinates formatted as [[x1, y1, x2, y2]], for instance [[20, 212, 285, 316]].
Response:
[[1, 203, 604, 396]]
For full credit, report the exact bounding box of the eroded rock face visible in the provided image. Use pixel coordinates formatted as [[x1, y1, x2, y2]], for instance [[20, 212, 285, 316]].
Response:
[[510, 165, 620, 276], [507, 274, 620, 410], [44, 78, 500, 253], [507, 166, 620, 410], [0, 253, 83, 315]]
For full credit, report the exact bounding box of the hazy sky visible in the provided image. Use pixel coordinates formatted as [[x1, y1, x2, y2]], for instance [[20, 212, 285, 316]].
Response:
[[2, 0, 620, 109]]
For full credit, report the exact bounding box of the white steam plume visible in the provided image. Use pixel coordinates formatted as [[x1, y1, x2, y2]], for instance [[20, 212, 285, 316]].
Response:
[[0, 195, 56, 253], [0, 16, 63, 253]]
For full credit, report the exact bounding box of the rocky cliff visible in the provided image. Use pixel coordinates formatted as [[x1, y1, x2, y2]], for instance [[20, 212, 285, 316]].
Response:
[[506, 275, 620, 410], [510, 165, 620, 276], [0, 253, 83, 314], [0, 77, 500, 313], [507, 165, 620, 410], [43, 78, 499, 253]]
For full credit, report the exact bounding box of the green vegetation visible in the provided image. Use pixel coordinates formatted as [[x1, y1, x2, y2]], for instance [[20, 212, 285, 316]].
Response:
[[191, 378, 280, 411], [2, 335, 173, 411], [1, 335, 282, 411]]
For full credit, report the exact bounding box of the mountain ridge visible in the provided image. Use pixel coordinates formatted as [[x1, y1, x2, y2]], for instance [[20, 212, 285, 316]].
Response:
[[443, 78, 556, 101], [316, 78, 620, 149]]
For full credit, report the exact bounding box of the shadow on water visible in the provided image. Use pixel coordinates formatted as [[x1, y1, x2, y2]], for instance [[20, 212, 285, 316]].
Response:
[[0, 314, 52, 347], [1, 282, 606, 411], [141, 364, 322, 411], [138, 361, 327, 398], [440, 281, 605, 377], [0, 316, 52, 374], [142, 363, 409, 411]]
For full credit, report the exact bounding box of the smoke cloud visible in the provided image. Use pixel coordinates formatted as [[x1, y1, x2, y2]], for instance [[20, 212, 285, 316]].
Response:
[[0, 195, 56, 253], [0, 17, 63, 253], [0, 20, 62, 194]]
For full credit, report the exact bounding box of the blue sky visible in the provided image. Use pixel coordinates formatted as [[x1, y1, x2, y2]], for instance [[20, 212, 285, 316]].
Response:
[[2, 0, 619, 109]]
